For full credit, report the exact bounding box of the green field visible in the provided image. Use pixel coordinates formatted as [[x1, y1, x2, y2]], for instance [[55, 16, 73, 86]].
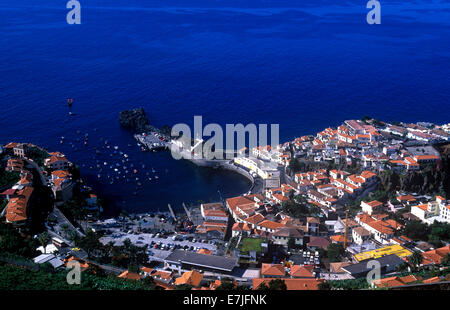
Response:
[[239, 238, 263, 253]]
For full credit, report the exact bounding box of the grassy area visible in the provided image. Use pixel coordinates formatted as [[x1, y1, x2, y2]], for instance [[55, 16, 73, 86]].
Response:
[[239, 238, 263, 253]]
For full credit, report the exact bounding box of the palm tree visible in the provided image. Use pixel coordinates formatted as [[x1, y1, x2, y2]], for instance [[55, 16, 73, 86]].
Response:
[[38, 232, 51, 254]]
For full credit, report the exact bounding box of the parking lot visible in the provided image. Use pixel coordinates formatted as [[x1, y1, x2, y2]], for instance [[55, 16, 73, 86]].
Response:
[[100, 232, 218, 255]]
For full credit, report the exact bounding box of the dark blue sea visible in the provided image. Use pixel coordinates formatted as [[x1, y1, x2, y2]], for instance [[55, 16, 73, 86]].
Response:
[[1, 0, 449, 214]]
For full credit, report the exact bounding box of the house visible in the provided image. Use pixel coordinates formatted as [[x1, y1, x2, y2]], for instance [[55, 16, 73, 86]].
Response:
[[118, 270, 142, 281], [174, 270, 203, 287], [271, 227, 304, 247], [44, 152, 71, 170], [261, 263, 285, 278], [289, 265, 314, 278], [256, 220, 284, 233], [252, 278, 324, 290], [421, 245, 450, 265], [307, 236, 330, 251], [372, 275, 421, 288], [352, 226, 371, 245], [50, 170, 73, 205], [361, 200, 383, 215], [5, 186, 34, 226], [231, 222, 252, 237], [306, 217, 320, 235], [141, 267, 175, 289], [201, 202, 228, 222]]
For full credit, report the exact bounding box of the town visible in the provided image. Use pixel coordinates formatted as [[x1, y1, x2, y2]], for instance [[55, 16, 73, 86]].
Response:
[[0, 116, 449, 290]]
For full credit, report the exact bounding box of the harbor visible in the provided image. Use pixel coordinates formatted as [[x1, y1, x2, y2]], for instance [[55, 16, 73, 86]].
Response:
[[134, 132, 169, 152]]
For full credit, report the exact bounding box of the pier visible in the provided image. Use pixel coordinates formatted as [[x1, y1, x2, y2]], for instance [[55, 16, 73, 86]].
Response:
[[134, 132, 169, 151]]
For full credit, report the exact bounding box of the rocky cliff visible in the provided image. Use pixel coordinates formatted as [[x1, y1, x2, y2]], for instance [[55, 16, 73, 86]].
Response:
[[119, 107, 150, 132]]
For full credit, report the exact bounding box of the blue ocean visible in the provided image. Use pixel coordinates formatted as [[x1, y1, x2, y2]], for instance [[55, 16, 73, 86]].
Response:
[[1, 0, 449, 214]]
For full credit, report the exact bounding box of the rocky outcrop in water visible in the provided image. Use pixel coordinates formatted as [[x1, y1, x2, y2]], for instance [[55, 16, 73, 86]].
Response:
[[119, 107, 150, 132]]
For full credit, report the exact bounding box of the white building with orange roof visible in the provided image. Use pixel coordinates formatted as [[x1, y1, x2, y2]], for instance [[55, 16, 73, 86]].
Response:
[[44, 152, 72, 170]]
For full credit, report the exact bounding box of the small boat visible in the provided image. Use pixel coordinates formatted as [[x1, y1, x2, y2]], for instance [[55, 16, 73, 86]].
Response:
[[114, 146, 119, 150], [154, 176, 159, 179], [67, 98, 73, 106], [69, 112, 75, 116]]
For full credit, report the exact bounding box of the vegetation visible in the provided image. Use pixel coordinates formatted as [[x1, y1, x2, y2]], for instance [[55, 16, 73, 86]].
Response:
[[0, 169, 20, 189], [281, 196, 319, 219], [0, 262, 157, 290], [239, 238, 263, 254], [257, 279, 287, 290], [27, 146, 49, 166], [380, 165, 449, 198], [402, 220, 450, 247], [0, 221, 39, 258], [408, 251, 423, 270], [326, 278, 370, 290], [327, 243, 344, 263]]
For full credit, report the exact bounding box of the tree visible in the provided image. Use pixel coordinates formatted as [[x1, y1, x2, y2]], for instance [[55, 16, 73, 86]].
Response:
[[37, 232, 51, 254], [257, 279, 287, 290], [441, 253, 450, 267], [327, 243, 344, 262], [78, 230, 103, 259], [403, 220, 429, 240], [216, 281, 236, 290], [408, 251, 423, 270]]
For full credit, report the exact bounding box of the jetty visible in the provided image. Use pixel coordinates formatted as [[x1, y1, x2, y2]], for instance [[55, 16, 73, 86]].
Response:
[[167, 204, 176, 220], [182, 202, 192, 222], [134, 132, 169, 151]]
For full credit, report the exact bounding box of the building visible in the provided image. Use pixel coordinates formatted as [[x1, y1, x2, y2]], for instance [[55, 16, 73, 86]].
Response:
[[271, 227, 304, 247], [200, 202, 228, 222], [44, 152, 71, 170], [252, 278, 324, 290], [261, 264, 285, 278], [353, 244, 412, 262], [174, 270, 203, 287], [341, 254, 404, 278], [361, 200, 383, 215], [352, 226, 371, 245], [5, 186, 34, 226], [164, 250, 238, 275]]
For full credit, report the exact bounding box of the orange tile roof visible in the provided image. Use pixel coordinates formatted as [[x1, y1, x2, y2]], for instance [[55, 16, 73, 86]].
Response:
[[261, 263, 285, 277], [290, 265, 314, 278], [252, 278, 324, 290], [175, 270, 203, 287], [258, 220, 284, 230], [422, 276, 441, 284], [118, 270, 142, 280]]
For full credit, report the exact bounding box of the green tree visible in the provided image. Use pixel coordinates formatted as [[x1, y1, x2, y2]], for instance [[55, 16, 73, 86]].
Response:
[[37, 232, 51, 254], [408, 251, 423, 270], [327, 243, 344, 263], [78, 230, 103, 259]]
